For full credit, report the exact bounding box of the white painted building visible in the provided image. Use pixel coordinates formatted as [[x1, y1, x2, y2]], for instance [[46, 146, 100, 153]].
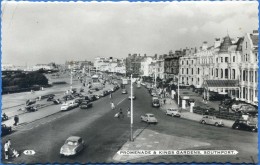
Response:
[[140, 56, 154, 76]]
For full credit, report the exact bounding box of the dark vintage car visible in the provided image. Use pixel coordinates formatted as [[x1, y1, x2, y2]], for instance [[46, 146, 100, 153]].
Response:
[[75, 98, 84, 106], [60, 136, 85, 157], [80, 101, 93, 109], [2, 124, 12, 136], [232, 119, 258, 132]]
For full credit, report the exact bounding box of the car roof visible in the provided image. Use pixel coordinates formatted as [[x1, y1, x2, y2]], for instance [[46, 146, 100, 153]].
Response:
[[146, 113, 154, 115], [67, 136, 81, 141]]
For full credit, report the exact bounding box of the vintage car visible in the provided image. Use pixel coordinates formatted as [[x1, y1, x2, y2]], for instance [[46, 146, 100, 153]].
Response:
[[200, 115, 224, 127], [128, 95, 136, 100], [232, 119, 258, 132], [122, 89, 128, 94], [80, 101, 93, 109], [2, 124, 12, 136], [152, 97, 160, 107], [141, 113, 158, 124], [166, 108, 181, 117], [60, 136, 85, 157], [61, 100, 78, 111]]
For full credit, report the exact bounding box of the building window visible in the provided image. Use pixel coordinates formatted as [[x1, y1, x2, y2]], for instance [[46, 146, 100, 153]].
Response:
[[216, 69, 218, 77], [233, 56, 235, 62], [216, 58, 218, 63], [182, 68, 184, 74], [187, 68, 189, 74], [192, 60, 193, 64], [212, 68, 214, 76], [225, 69, 228, 79], [198, 68, 200, 74], [192, 78, 193, 82], [192, 68, 193, 75], [198, 78, 200, 85], [225, 57, 228, 63], [245, 71, 248, 81], [243, 70, 245, 81], [221, 69, 223, 78], [221, 57, 223, 63], [232, 69, 235, 79], [245, 54, 248, 61], [246, 42, 247, 49], [255, 71, 258, 83], [187, 61, 188, 65], [182, 61, 184, 65]]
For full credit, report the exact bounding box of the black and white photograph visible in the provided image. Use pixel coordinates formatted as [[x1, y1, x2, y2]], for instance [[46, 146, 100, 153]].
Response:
[[1, 1, 258, 164]]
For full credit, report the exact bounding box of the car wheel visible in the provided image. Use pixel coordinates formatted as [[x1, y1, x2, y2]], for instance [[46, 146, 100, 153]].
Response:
[[215, 123, 219, 127], [235, 125, 240, 130], [201, 120, 206, 124], [251, 127, 257, 132]]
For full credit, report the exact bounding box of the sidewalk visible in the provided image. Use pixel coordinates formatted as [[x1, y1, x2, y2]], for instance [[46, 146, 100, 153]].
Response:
[[112, 129, 210, 162], [159, 97, 234, 128]]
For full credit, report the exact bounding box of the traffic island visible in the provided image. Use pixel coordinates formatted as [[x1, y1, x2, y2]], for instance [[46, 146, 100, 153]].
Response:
[[112, 129, 210, 162]]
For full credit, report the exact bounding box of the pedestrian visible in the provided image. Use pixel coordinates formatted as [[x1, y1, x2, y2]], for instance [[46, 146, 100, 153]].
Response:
[[14, 115, 19, 126], [164, 98, 166, 104], [4, 141, 9, 160], [111, 101, 115, 110], [110, 93, 113, 99], [119, 108, 124, 119]]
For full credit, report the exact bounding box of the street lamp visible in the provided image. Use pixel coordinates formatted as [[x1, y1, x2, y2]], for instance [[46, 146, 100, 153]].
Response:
[[70, 68, 73, 90], [130, 74, 133, 141], [177, 74, 180, 106]]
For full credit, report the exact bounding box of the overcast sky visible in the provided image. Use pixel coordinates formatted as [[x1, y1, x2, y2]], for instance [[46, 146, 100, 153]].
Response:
[[2, 1, 258, 66]]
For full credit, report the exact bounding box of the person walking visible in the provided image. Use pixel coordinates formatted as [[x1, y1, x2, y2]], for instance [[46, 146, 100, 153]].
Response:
[[111, 101, 115, 110], [127, 108, 130, 117], [163, 98, 166, 105], [14, 115, 19, 126], [4, 141, 9, 160], [119, 108, 124, 119]]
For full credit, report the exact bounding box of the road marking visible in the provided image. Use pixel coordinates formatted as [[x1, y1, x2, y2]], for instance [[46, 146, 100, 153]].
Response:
[[117, 97, 127, 105]]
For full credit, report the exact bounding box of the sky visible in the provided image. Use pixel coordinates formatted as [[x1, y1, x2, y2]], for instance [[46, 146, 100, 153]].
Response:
[[1, 1, 258, 66]]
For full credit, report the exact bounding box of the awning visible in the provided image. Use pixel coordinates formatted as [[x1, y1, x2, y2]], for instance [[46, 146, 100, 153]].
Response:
[[203, 80, 239, 89]]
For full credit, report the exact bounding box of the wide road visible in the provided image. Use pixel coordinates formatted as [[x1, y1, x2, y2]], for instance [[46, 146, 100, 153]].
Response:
[[2, 84, 257, 164]]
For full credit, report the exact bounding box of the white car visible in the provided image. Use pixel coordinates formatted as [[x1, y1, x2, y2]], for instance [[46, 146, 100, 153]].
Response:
[[60, 136, 85, 157], [128, 95, 136, 100], [166, 108, 181, 117], [141, 113, 158, 124], [61, 100, 78, 111]]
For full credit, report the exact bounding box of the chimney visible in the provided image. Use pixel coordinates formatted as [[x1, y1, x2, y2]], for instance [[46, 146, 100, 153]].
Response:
[[214, 38, 221, 48], [202, 41, 208, 50]]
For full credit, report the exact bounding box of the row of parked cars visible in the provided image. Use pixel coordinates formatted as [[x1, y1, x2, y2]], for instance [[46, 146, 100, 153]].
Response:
[[60, 85, 120, 111]]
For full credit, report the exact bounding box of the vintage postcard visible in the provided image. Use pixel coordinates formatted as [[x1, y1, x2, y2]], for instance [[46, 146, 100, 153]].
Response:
[[1, 1, 258, 164]]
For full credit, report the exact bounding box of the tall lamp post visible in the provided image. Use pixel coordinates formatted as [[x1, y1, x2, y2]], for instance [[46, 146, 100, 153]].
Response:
[[177, 74, 180, 106], [70, 68, 73, 90], [130, 74, 133, 141]]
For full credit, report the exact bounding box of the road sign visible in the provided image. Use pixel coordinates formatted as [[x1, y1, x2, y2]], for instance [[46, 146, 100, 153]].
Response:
[[23, 150, 36, 155]]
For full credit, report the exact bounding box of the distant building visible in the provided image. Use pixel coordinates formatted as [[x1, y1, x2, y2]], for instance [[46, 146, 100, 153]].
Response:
[[125, 54, 144, 76]]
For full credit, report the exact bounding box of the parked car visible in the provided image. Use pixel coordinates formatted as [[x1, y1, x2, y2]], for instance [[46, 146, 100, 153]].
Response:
[[152, 97, 160, 107], [166, 108, 181, 117], [141, 113, 158, 124], [75, 98, 84, 106], [60, 136, 85, 157], [200, 115, 224, 127], [122, 89, 127, 94], [61, 100, 78, 111], [63, 95, 75, 101], [2, 124, 12, 136], [232, 119, 258, 132], [80, 101, 93, 109], [128, 95, 136, 100]]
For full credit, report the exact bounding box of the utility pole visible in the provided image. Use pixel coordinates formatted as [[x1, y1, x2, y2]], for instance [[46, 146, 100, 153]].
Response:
[[130, 74, 133, 141], [177, 75, 180, 106], [70, 68, 73, 90]]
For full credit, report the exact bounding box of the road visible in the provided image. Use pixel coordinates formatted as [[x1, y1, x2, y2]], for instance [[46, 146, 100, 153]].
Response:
[[2, 84, 258, 163]]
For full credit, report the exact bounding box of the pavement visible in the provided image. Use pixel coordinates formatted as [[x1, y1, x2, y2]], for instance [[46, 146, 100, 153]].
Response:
[[113, 129, 210, 162], [159, 97, 234, 128]]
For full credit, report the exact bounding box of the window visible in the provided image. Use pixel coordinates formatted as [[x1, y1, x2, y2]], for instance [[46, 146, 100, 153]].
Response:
[[245, 54, 248, 62], [192, 60, 193, 64], [245, 71, 248, 81], [233, 56, 235, 62], [246, 42, 247, 49], [182, 68, 184, 74], [187, 68, 189, 74], [225, 69, 228, 79], [192, 78, 193, 82], [197, 78, 200, 85], [182, 61, 184, 65], [221, 57, 223, 63], [216, 69, 218, 77], [187, 61, 188, 65], [216, 58, 218, 63], [225, 57, 228, 63], [198, 68, 200, 74], [192, 68, 194, 75], [243, 70, 245, 81], [221, 69, 223, 78], [255, 71, 258, 82], [212, 68, 214, 76], [232, 69, 235, 79]]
